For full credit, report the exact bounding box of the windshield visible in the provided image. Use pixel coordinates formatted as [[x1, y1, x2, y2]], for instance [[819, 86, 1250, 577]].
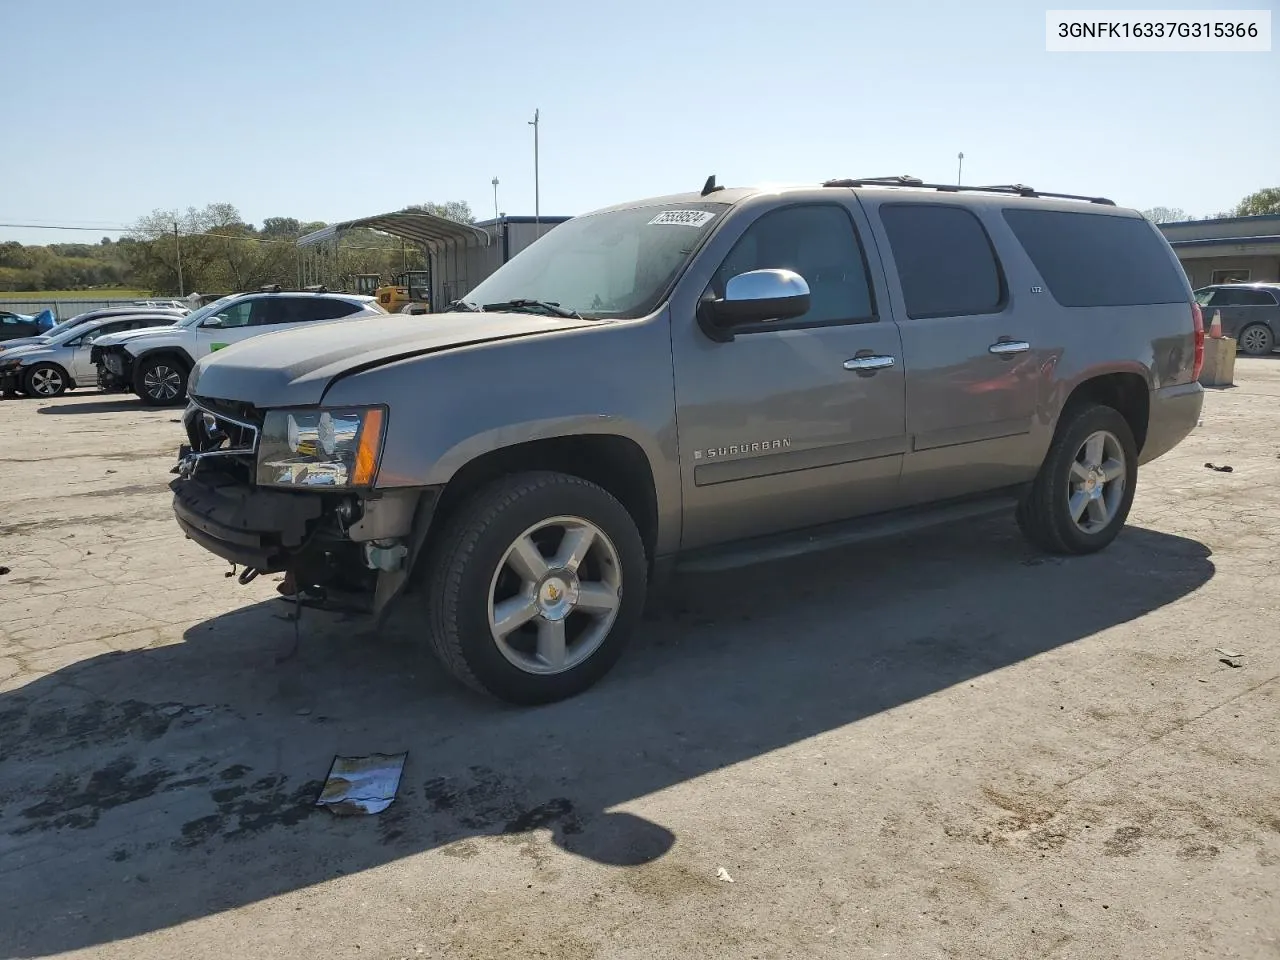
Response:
[[462, 203, 728, 319], [178, 295, 240, 328]]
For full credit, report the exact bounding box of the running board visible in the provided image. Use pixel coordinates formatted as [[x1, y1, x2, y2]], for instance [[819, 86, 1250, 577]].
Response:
[[675, 487, 1025, 574]]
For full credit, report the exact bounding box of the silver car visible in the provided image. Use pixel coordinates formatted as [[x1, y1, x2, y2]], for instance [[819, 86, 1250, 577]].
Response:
[[0, 314, 176, 398]]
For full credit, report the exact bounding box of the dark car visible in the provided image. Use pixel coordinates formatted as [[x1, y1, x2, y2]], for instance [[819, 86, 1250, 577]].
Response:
[[0, 311, 41, 343], [1194, 283, 1280, 355]]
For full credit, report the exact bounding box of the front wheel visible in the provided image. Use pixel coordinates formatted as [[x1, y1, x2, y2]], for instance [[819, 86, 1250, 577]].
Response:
[[1238, 324, 1274, 356], [422, 471, 648, 704], [24, 363, 68, 398], [1017, 403, 1138, 555], [134, 356, 188, 406]]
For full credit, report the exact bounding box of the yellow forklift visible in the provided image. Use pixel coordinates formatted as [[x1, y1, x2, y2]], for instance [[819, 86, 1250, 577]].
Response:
[[375, 270, 431, 313]]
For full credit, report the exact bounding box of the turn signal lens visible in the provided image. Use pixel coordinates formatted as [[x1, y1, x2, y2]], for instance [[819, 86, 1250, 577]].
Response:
[[353, 408, 384, 487]]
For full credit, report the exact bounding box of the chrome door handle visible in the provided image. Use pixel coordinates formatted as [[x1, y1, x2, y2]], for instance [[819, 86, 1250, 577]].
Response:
[[989, 340, 1030, 356], [844, 355, 895, 372]]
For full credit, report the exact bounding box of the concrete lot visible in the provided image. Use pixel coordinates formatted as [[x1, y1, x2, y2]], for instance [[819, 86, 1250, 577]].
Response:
[[1, 366, 1277, 960]]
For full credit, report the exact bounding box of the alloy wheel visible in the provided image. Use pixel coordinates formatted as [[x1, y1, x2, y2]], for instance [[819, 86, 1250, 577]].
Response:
[[144, 364, 183, 401], [1067, 430, 1126, 535], [29, 367, 64, 396], [486, 515, 623, 675]]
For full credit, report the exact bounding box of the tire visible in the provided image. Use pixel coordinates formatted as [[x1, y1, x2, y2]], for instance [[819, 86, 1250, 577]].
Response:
[[23, 363, 68, 398], [1237, 324, 1274, 357], [134, 355, 188, 406], [1017, 403, 1138, 555], [422, 471, 648, 705]]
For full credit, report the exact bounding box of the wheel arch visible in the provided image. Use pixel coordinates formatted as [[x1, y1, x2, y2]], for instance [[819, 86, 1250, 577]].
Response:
[[429, 434, 661, 568], [133, 345, 195, 371], [1057, 370, 1150, 454]]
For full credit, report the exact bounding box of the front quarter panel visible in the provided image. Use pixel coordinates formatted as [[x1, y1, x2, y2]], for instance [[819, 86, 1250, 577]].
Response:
[[318, 317, 682, 555]]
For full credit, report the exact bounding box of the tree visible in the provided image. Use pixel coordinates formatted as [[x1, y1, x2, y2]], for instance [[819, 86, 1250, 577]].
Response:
[[1232, 188, 1280, 217], [261, 217, 301, 238], [1141, 206, 1188, 224], [403, 200, 476, 224]]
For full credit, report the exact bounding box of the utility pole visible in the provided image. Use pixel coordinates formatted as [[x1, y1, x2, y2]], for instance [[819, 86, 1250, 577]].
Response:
[[173, 220, 184, 297], [492, 176, 500, 220], [957, 151, 965, 185], [528, 109, 540, 230]]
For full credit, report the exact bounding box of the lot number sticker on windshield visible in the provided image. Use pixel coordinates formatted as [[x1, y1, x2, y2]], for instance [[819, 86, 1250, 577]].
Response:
[[648, 210, 716, 227]]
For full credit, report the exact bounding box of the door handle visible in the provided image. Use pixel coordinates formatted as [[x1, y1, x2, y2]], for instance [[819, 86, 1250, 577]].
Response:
[[843, 355, 895, 372], [988, 340, 1030, 356]]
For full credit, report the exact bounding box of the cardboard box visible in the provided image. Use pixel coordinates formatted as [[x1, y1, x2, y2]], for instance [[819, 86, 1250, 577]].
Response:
[[1199, 336, 1236, 387]]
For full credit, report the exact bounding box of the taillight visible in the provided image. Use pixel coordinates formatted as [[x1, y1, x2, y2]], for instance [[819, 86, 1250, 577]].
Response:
[[1191, 301, 1205, 380]]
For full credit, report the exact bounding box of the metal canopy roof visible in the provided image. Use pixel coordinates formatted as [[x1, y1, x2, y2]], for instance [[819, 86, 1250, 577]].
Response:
[[296, 211, 491, 252]]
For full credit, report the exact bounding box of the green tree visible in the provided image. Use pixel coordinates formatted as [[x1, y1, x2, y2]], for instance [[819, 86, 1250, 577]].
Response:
[[1232, 188, 1280, 217], [403, 200, 476, 223], [1142, 207, 1188, 224]]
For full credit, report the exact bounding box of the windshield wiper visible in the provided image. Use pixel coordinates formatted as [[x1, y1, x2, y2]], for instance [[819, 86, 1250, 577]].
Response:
[[445, 299, 480, 312], [482, 299, 582, 319]]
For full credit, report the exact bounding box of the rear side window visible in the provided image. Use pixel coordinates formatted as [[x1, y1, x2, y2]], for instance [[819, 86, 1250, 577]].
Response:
[[305, 299, 362, 321], [1210, 287, 1277, 307], [1002, 209, 1187, 307], [880, 205, 1004, 319]]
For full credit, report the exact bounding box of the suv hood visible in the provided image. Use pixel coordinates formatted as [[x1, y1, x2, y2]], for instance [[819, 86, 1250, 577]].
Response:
[[95, 323, 181, 348], [189, 312, 599, 407]]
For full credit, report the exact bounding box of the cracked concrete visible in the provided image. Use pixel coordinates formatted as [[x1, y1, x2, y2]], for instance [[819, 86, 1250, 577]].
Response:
[[0, 372, 1278, 960]]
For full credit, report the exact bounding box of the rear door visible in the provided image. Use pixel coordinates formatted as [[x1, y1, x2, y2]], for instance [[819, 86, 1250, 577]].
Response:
[[255, 296, 363, 336], [672, 199, 908, 548], [865, 200, 1042, 503]]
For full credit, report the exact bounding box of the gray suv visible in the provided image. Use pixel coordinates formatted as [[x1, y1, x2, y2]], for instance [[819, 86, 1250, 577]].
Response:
[[171, 176, 1204, 704]]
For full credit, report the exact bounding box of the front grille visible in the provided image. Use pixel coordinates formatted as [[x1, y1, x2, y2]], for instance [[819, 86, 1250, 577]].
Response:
[[190, 394, 263, 427]]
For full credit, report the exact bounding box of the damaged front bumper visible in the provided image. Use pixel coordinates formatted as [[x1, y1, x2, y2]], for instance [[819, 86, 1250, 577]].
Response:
[[93, 345, 133, 391], [171, 398, 437, 617]]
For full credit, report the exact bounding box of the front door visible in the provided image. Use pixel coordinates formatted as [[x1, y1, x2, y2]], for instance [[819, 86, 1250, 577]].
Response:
[[194, 298, 266, 359], [672, 201, 908, 549], [867, 201, 1042, 503]]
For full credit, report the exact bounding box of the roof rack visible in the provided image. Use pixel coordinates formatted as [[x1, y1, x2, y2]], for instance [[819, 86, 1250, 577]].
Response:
[[821, 175, 1115, 206], [258, 283, 283, 293]]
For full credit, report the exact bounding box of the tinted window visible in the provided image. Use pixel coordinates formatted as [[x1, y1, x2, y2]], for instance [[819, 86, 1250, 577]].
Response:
[[711, 204, 875, 327], [304, 299, 361, 321], [1237, 289, 1278, 306], [880, 205, 1003, 319], [1003, 209, 1186, 308]]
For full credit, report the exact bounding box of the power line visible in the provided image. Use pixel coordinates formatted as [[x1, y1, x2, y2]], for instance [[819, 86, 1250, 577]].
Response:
[[0, 222, 130, 232]]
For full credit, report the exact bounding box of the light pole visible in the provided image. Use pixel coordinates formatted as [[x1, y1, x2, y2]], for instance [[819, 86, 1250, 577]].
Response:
[[491, 177, 500, 220], [528, 109, 540, 230], [173, 220, 184, 297], [957, 151, 964, 185]]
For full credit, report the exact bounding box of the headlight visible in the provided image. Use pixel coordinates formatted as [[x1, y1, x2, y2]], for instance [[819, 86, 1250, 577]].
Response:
[[256, 406, 386, 488]]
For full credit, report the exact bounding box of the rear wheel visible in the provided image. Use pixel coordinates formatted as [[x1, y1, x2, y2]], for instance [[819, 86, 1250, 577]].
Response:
[[134, 356, 188, 406], [422, 471, 647, 704], [23, 363, 68, 398], [1238, 324, 1274, 356], [1017, 403, 1137, 555]]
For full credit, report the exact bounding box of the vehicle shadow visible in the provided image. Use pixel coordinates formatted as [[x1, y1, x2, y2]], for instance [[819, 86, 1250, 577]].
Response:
[[0, 517, 1214, 957], [35, 395, 151, 415]]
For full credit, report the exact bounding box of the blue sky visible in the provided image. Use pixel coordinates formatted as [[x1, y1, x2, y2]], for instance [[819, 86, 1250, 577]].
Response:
[[1, 0, 1275, 244]]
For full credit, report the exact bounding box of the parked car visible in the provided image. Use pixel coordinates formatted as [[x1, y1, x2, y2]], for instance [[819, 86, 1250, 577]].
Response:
[[0, 307, 186, 356], [1193, 283, 1280, 355], [171, 176, 1204, 704], [93, 290, 386, 406], [0, 314, 178, 398], [0, 311, 40, 342]]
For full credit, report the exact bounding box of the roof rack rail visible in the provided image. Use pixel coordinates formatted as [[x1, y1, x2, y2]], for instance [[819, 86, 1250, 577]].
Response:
[[302, 284, 328, 293], [259, 283, 283, 293], [821, 176, 1115, 206]]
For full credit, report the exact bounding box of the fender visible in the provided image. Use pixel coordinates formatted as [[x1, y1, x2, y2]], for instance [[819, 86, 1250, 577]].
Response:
[[131, 344, 196, 370]]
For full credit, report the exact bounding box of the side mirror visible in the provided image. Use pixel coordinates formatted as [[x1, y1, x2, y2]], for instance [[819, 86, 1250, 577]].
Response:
[[202, 316, 224, 328], [698, 269, 811, 342]]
